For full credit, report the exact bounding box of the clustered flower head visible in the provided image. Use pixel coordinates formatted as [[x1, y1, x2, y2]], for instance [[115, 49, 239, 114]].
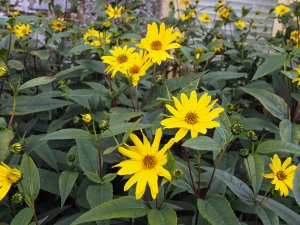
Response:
[[13, 23, 32, 38], [137, 22, 181, 65], [161, 91, 224, 142], [235, 19, 246, 30], [106, 5, 123, 19], [274, 4, 291, 16], [181, 11, 195, 21], [292, 64, 300, 86], [290, 30, 300, 48], [51, 18, 67, 32], [0, 163, 22, 201], [83, 28, 111, 46], [262, 154, 296, 197], [113, 128, 174, 199], [199, 13, 210, 23]]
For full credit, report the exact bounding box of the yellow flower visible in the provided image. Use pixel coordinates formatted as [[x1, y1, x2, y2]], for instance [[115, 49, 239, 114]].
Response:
[[235, 20, 246, 30], [101, 45, 137, 77], [0, 66, 7, 78], [179, 0, 190, 5], [274, 4, 291, 16], [10, 11, 20, 17], [106, 5, 123, 19], [290, 30, 300, 47], [113, 128, 174, 199], [292, 76, 300, 86], [102, 20, 111, 28], [161, 91, 224, 142], [83, 28, 111, 46], [180, 11, 195, 21], [0, 162, 22, 201], [81, 113, 92, 123], [199, 13, 210, 23], [262, 154, 296, 197], [51, 18, 67, 32], [124, 16, 135, 23], [195, 47, 203, 59], [136, 22, 180, 65], [174, 30, 184, 43], [13, 23, 32, 38], [119, 51, 153, 86], [216, 0, 226, 10], [217, 7, 231, 20], [213, 39, 224, 53]]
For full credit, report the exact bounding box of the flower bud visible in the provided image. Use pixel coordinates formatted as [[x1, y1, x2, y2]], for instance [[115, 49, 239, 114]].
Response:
[[11, 192, 23, 205], [0, 66, 7, 78], [156, 74, 165, 84], [171, 169, 184, 180], [231, 123, 244, 135], [10, 143, 24, 154], [73, 116, 81, 124], [239, 148, 249, 158], [81, 113, 92, 124], [99, 117, 110, 131], [247, 130, 258, 141]]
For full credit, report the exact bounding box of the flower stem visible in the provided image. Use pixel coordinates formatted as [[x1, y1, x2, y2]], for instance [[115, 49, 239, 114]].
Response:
[[183, 147, 197, 196]]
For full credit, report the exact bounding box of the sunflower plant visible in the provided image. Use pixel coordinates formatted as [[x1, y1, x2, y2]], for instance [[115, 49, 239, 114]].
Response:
[[0, 0, 300, 225]]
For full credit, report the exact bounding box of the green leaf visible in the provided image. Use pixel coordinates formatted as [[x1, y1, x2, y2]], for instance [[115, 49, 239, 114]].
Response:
[[11, 207, 34, 225], [59, 171, 79, 208], [241, 118, 278, 133], [122, 118, 142, 144], [41, 129, 90, 140], [148, 208, 177, 225], [55, 65, 85, 78], [19, 76, 57, 90], [0, 128, 14, 161], [0, 96, 72, 115], [240, 87, 288, 120], [256, 207, 279, 225], [197, 194, 241, 225], [203, 71, 247, 84], [252, 55, 283, 80], [20, 154, 40, 202], [86, 183, 113, 208], [202, 167, 254, 203], [293, 164, 300, 207], [84, 172, 102, 184], [279, 119, 292, 142], [76, 139, 99, 174], [77, 59, 105, 73], [182, 136, 222, 152], [256, 140, 300, 155], [244, 154, 264, 196], [67, 44, 98, 55], [256, 195, 300, 225], [8, 59, 24, 70], [30, 50, 49, 60], [71, 196, 149, 225]]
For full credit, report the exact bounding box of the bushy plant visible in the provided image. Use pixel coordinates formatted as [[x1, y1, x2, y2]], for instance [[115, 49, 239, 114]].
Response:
[[0, 0, 300, 224]]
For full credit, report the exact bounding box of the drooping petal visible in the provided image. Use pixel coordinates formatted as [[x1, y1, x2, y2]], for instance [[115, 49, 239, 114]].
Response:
[[118, 147, 143, 160], [0, 184, 11, 201], [156, 166, 171, 180], [124, 170, 143, 191], [174, 128, 189, 142], [114, 160, 143, 175], [148, 169, 159, 199], [135, 170, 150, 199]]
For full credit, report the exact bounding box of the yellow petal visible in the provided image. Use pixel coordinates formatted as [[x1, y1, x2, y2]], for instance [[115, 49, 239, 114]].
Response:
[[135, 170, 150, 199], [124, 170, 143, 191], [118, 147, 143, 160], [148, 169, 158, 199], [281, 157, 292, 170], [129, 133, 146, 156], [0, 183, 11, 201], [114, 160, 143, 175], [174, 128, 189, 142], [156, 166, 171, 180], [262, 173, 275, 179], [151, 128, 163, 154]]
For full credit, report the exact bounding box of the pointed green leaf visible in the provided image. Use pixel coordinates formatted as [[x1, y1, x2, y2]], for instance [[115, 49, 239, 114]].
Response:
[[252, 55, 283, 80], [293, 164, 300, 207], [41, 129, 90, 140], [19, 76, 57, 90], [76, 139, 99, 174], [59, 171, 79, 208], [11, 207, 34, 225], [148, 208, 177, 225], [279, 119, 292, 142], [183, 136, 222, 151], [256, 207, 279, 225], [256, 140, 300, 155], [86, 183, 113, 208]]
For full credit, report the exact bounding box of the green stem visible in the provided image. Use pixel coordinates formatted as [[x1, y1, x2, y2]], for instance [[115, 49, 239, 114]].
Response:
[[92, 119, 102, 178]]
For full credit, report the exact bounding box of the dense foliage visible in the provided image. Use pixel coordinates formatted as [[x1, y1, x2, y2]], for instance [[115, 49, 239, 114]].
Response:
[[0, 0, 300, 224]]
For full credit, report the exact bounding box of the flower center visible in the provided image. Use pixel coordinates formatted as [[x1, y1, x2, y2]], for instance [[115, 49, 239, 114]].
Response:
[[22, 29, 28, 34], [114, 9, 119, 16], [116, 54, 128, 64], [151, 40, 163, 50], [143, 155, 157, 169], [7, 169, 21, 183], [56, 23, 62, 27], [276, 170, 287, 181], [185, 112, 198, 125], [129, 65, 140, 74]]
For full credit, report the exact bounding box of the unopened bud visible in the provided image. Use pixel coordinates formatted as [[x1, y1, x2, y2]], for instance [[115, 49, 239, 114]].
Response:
[[81, 113, 92, 124], [231, 123, 244, 135], [11, 192, 23, 205], [239, 148, 249, 158], [171, 169, 184, 180], [99, 117, 110, 131], [10, 143, 24, 154]]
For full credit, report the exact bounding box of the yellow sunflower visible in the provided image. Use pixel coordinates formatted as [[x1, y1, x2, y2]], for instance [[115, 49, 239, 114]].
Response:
[[120, 51, 153, 86], [179, 0, 190, 6], [217, 7, 231, 20], [0, 162, 22, 201], [136, 22, 180, 65], [290, 30, 300, 47], [262, 154, 296, 197], [161, 91, 224, 142], [235, 20, 246, 30], [101, 45, 137, 77], [51, 18, 67, 32], [83, 28, 111, 46], [113, 128, 174, 199], [274, 4, 291, 16], [106, 5, 123, 19], [199, 13, 210, 23], [13, 23, 32, 38]]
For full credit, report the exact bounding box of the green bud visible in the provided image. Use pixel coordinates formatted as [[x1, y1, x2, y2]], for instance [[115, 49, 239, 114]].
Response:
[[99, 117, 110, 131], [171, 169, 184, 180], [73, 116, 81, 124], [9, 143, 24, 154], [156, 74, 165, 84], [11, 192, 23, 205], [231, 123, 244, 135], [0, 66, 7, 78], [227, 103, 235, 111], [247, 130, 258, 141], [255, 10, 261, 15], [239, 148, 249, 158]]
